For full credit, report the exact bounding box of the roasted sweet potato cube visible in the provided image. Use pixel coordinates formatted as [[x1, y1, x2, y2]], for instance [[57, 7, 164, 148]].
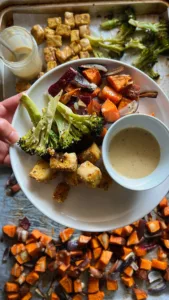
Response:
[[74, 279, 82, 293], [47, 17, 62, 29], [127, 230, 139, 246], [79, 235, 91, 245], [88, 291, 104, 300], [72, 295, 82, 300], [101, 99, 120, 123], [21, 292, 32, 300], [4, 282, 19, 292], [31, 229, 42, 240], [146, 220, 160, 233], [35, 256, 47, 272], [134, 246, 147, 257], [25, 242, 41, 256], [50, 293, 60, 300], [7, 294, 20, 300], [121, 275, 135, 287], [99, 250, 112, 267], [106, 279, 118, 291], [26, 271, 39, 285], [60, 276, 73, 293], [107, 75, 132, 92], [159, 197, 168, 209], [83, 68, 101, 85], [15, 250, 30, 264], [157, 246, 167, 260], [3, 224, 17, 238], [151, 259, 167, 270], [122, 225, 133, 236], [109, 236, 125, 245], [11, 243, 25, 256], [97, 233, 109, 250], [121, 247, 132, 260], [140, 258, 152, 270], [164, 267, 169, 281], [100, 85, 122, 104], [124, 266, 133, 277], [133, 288, 147, 300], [60, 228, 74, 243], [88, 277, 99, 293], [91, 238, 100, 249], [93, 247, 102, 260], [11, 263, 24, 277], [118, 98, 132, 110], [162, 239, 169, 249]]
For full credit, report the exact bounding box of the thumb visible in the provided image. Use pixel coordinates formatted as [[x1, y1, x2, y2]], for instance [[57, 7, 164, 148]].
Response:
[[0, 118, 19, 144]]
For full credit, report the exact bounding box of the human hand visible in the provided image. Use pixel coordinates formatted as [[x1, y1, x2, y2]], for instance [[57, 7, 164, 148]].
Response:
[[0, 93, 22, 165]]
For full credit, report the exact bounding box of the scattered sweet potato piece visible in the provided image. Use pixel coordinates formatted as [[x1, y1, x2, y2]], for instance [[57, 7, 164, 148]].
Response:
[[98, 233, 109, 249], [7, 294, 20, 300], [159, 220, 167, 230], [164, 267, 169, 281], [79, 235, 91, 245], [50, 292, 60, 300], [159, 197, 168, 209], [11, 243, 25, 256], [134, 246, 147, 257], [107, 75, 132, 92], [31, 229, 42, 240], [100, 127, 107, 138], [121, 276, 135, 287], [72, 295, 82, 300], [87, 99, 101, 115], [163, 206, 169, 217], [60, 228, 74, 243], [45, 243, 57, 258], [25, 238, 36, 245], [61, 88, 80, 105], [26, 271, 39, 285], [118, 98, 132, 110], [99, 250, 112, 267], [88, 277, 99, 293], [123, 225, 133, 236], [101, 99, 120, 122], [91, 238, 100, 249], [70, 250, 83, 257], [140, 258, 152, 270], [124, 266, 133, 277], [11, 263, 24, 277], [106, 279, 118, 291], [157, 246, 167, 261], [16, 272, 26, 285], [109, 236, 125, 245], [93, 247, 102, 260], [74, 279, 82, 293], [4, 282, 19, 292], [162, 239, 169, 249], [82, 68, 101, 85], [88, 291, 105, 300], [3, 225, 17, 238], [25, 242, 41, 257], [60, 276, 73, 293], [146, 220, 160, 233], [35, 256, 47, 272], [133, 288, 147, 300], [100, 86, 122, 104], [127, 231, 139, 246], [91, 87, 101, 97], [40, 233, 52, 246], [21, 292, 32, 300], [113, 227, 123, 236], [15, 250, 30, 264], [121, 247, 132, 260], [151, 259, 167, 270], [58, 263, 70, 276]]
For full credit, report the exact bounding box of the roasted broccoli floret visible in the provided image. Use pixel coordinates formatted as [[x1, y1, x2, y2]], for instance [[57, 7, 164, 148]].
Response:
[[125, 38, 146, 50], [100, 17, 124, 30], [129, 19, 168, 33], [99, 42, 124, 56]]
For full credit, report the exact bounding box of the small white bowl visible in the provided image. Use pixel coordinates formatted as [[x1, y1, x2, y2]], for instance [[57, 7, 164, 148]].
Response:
[[102, 114, 169, 191]]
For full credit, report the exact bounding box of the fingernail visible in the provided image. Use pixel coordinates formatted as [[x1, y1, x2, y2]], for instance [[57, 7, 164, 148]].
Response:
[[7, 131, 19, 144]]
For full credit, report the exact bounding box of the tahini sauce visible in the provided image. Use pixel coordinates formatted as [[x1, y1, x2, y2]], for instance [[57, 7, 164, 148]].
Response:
[[109, 128, 160, 179]]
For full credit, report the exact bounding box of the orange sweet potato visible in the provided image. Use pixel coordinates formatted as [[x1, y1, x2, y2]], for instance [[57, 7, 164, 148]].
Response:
[[45, 243, 57, 258], [93, 247, 102, 260], [121, 276, 135, 287], [100, 127, 107, 138], [113, 227, 123, 236], [107, 75, 132, 92], [121, 247, 132, 260], [146, 220, 160, 233], [11, 263, 24, 277], [99, 250, 112, 267], [100, 86, 122, 104], [134, 246, 147, 257], [151, 259, 167, 270], [106, 279, 118, 291], [31, 229, 42, 240], [21, 292, 32, 300], [16, 272, 26, 285], [58, 263, 70, 276], [15, 250, 30, 264], [35, 256, 47, 272], [163, 206, 169, 217], [118, 98, 132, 110], [3, 225, 17, 238], [140, 258, 152, 270], [79, 235, 91, 245], [87, 99, 101, 115], [162, 239, 169, 249], [72, 295, 82, 300], [101, 99, 120, 122], [59, 276, 73, 293], [74, 279, 82, 293], [159, 197, 168, 209], [40, 233, 52, 246], [61, 89, 80, 105], [59, 228, 74, 243], [7, 294, 20, 300], [127, 231, 139, 246], [88, 291, 105, 300], [109, 236, 125, 245], [91, 238, 100, 249], [25, 242, 41, 257], [164, 267, 169, 281], [26, 271, 39, 285], [133, 288, 147, 300], [50, 292, 60, 300], [123, 225, 133, 236], [160, 220, 167, 230], [157, 246, 167, 261], [4, 282, 19, 292], [25, 238, 36, 245], [82, 68, 101, 85], [98, 233, 109, 250], [124, 266, 133, 277], [70, 250, 83, 257], [88, 277, 99, 293], [11, 243, 25, 256], [91, 87, 101, 98]]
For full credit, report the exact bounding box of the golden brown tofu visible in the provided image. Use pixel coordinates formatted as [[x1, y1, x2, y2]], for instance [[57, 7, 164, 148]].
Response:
[[65, 171, 79, 186], [30, 160, 57, 182], [31, 24, 45, 45], [98, 171, 113, 190], [78, 143, 101, 164], [44, 47, 56, 62], [70, 42, 81, 54], [50, 153, 78, 172], [64, 12, 75, 28], [75, 14, 90, 26], [37, 72, 45, 79], [55, 24, 71, 37], [47, 61, 57, 71], [53, 182, 70, 203], [79, 25, 90, 38], [46, 35, 62, 47], [80, 38, 92, 52], [77, 161, 102, 188], [70, 55, 79, 61], [44, 27, 55, 38], [79, 51, 90, 58], [71, 30, 80, 42], [16, 81, 31, 93], [47, 17, 62, 29], [55, 46, 73, 63]]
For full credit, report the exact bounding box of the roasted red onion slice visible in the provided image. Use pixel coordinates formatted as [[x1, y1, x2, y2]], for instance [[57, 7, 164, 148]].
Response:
[[119, 100, 139, 116], [148, 279, 166, 293], [148, 271, 163, 283], [102, 66, 124, 77], [71, 72, 97, 92], [78, 64, 107, 73], [140, 91, 158, 98]]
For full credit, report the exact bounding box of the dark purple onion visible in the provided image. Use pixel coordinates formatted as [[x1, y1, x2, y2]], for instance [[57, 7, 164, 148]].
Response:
[[148, 279, 166, 293], [77, 257, 90, 271], [122, 83, 140, 100], [137, 219, 146, 240], [79, 94, 92, 105], [71, 72, 97, 92], [140, 241, 158, 251], [67, 239, 80, 251], [90, 267, 103, 279], [78, 64, 107, 73], [19, 217, 31, 230], [102, 66, 124, 77], [2, 247, 10, 263]]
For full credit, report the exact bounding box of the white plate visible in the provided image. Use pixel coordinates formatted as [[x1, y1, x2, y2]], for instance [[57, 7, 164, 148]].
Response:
[[10, 58, 169, 232]]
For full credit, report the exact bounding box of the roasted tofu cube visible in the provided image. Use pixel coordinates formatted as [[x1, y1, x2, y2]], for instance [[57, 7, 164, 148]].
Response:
[[79, 51, 90, 58], [80, 38, 92, 52], [44, 47, 56, 62], [71, 30, 80, 42], [70, 42, 81, 54], [31, 24, 45, 45], [79, 25, 90, 38], [47, 17, 62, 29], [55, 46, 73, 63], [46, 35, 62, 47], [75, 14, 90, 26], [30, 160, 57, 182], [77, 161, 102, 188], [38, 72, 45, 78], [53, 182, 70, 203], [44, 27, 55, 37], [50, 153, 78, 172], [64, 12, 75, 28], [98, 171, 113, 190], [70, 55, 79, 61], [65, 171, 79, 186], [47, 61, 57, 71], [16, 81, 31, 93], [78, 143, 101, 164], [56, 24, 71, 37]]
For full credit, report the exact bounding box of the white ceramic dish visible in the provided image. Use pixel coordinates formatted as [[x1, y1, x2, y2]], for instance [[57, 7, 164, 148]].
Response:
[[103, 114, 169, 191], [10, 58, 169, 232]]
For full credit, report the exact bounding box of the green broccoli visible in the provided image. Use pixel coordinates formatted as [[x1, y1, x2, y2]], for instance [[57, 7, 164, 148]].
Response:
[[129, 19, 168, 33], [125, 38, 146, 50], [21, 93, 41, 126], [99, 42, 124, 56], [85, 35, 103, 47], [100, 17, 124, 30]]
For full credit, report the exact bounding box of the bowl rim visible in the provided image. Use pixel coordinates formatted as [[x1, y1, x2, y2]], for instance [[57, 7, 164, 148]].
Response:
[[102, 113, 169, 191]]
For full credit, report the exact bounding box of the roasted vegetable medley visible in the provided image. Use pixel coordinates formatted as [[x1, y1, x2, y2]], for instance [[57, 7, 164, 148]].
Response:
[[2, 197, 169, 299]]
